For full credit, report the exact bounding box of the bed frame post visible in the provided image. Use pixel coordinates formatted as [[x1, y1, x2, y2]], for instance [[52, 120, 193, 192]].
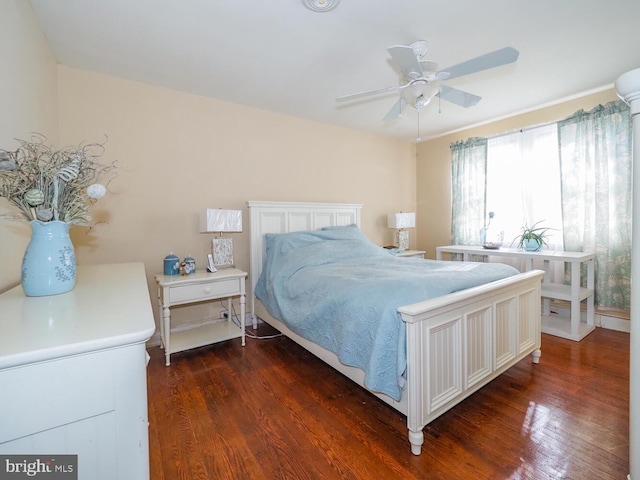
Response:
[[532, 348, 542, 364], [408, 430, 424, 456], [404, 321, 425, 455]]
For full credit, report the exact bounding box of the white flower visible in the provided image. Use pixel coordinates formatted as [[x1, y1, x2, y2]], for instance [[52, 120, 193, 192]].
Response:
[[87, 183, 106, 199]]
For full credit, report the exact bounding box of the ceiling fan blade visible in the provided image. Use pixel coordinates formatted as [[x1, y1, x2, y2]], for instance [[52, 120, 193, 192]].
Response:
[[387, 45, 423, 78], [336, 83, 405, 102], [438, 85, 482, 108], [383, 97, 407, 122], [439, 47, 519, 80]]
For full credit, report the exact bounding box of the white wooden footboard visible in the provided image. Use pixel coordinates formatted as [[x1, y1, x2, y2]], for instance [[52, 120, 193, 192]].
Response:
[[398, 269, 543, 455]]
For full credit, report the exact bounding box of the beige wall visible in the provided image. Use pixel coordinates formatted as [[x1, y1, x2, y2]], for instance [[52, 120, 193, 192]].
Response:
[[0, 1, 59, 292], [416, 88, 620, 259], [57, 66, 416, 328]]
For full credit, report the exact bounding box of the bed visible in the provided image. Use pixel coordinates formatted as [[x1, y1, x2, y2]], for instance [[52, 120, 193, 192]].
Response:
[[248, 201, 544, 455]]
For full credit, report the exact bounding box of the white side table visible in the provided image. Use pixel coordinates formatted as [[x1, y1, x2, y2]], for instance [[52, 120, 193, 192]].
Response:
[[436, 245, 595, 341], [155, 268, 247, 366]]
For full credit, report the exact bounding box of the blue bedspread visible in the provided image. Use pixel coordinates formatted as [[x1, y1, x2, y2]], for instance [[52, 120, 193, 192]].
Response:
[[255, 224, 519, 401]]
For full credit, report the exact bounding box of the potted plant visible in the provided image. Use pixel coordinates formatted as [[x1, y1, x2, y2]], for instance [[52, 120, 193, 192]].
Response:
[[512, 221, 551, 252]]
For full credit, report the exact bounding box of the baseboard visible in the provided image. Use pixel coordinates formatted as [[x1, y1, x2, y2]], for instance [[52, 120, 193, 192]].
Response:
[[600, 314, 630, 333], [550, 303, 630, 334]]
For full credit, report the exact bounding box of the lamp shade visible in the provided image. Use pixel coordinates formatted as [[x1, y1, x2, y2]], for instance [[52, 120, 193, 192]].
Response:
[[200, 209, 243, 233], [387, 212, 416, 229]]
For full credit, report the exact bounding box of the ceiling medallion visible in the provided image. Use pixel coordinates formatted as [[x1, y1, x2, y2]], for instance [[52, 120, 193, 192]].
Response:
[[302, 0, 341, 12]]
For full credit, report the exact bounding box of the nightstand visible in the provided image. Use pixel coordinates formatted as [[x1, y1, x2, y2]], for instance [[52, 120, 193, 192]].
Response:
[[395, 250, 426, 259], [155, 268, 247, 366]]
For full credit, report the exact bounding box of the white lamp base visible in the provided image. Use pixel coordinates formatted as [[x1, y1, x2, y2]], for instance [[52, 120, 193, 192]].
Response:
[[397, 229, 409, 252], [212, 237, 235, 268]]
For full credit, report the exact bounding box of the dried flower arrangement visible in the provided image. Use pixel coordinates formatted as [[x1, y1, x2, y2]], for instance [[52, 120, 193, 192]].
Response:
[[0, 135, 116, 225]]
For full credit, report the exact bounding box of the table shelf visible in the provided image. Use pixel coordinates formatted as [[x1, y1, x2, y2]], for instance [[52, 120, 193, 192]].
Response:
[[541, 284, 594, 303], [170, 320, 243, 354], [541, 314, 596, 341]]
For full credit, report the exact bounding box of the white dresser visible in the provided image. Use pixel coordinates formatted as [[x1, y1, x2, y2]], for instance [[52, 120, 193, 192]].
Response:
[[0, 263, 156, 479]]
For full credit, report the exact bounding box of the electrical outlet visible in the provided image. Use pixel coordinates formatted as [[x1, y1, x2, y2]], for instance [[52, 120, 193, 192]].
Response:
[[220, 311, 229, 319]]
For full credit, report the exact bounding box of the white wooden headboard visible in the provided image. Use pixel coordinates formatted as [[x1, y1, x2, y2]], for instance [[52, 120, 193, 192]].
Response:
[[247, 201, 363, 321]]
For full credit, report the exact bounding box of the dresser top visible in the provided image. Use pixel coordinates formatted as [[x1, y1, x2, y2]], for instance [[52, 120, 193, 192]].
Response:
[[0, 262, 156, 369]]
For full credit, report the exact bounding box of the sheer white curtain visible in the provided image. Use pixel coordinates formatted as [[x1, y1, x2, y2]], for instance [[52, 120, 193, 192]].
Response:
[[486, 124, 564, 251]]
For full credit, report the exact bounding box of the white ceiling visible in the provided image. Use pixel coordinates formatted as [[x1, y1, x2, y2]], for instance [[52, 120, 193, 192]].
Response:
[[28, 0, 640, 142]]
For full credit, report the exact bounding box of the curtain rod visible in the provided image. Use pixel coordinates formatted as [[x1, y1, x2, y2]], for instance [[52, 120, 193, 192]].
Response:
[[486, 98, 626, 141], [485, 118, 558, 140]]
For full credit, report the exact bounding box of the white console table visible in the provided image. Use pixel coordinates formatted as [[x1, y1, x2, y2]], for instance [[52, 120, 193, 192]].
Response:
[[0, 262, 156, 479], [436, 245, 595, 341]]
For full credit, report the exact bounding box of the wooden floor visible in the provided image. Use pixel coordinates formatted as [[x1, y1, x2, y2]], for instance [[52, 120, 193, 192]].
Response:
[[147, 326, 629, 480]]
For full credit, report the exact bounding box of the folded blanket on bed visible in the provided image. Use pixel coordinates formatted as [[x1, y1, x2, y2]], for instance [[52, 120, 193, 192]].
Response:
[[255, 224, 519, 401]]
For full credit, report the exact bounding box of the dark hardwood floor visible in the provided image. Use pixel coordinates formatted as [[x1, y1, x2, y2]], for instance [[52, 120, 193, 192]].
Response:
[[147, 326, 629, 479]]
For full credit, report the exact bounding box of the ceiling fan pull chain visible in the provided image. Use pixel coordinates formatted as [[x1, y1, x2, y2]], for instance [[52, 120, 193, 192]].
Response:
[[417, 110, 421, 142]]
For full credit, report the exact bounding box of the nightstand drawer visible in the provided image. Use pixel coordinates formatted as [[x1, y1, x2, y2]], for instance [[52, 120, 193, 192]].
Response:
[[169, 279, 240, 304]]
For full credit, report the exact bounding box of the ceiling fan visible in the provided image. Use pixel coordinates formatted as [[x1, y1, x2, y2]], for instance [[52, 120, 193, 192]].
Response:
[[336, 41, 520, 124]]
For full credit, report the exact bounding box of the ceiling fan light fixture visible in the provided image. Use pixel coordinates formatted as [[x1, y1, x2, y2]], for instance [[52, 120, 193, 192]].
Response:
[[302, 0, 341, 12], [410, 82, 427, 97], [414, 95, 430, 111]]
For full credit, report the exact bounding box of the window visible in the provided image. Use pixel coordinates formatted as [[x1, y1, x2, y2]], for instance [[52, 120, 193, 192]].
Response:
[[486, 124, 563, 250], [450, 100, 632, 309]]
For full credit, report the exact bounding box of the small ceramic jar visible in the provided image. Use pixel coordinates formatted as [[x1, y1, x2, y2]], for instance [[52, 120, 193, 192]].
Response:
[[183, 255, 196, 275], [163, 253, 180, 275]]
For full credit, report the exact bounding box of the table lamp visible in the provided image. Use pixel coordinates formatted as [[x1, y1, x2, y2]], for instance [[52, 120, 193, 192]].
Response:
[[200, 209, 242, 268], [388, 212, 415, 252]]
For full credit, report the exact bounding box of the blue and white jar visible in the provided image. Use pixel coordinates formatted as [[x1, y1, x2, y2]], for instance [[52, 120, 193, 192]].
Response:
[[183, 255, 196, 275], [163, 253, 180, 275]]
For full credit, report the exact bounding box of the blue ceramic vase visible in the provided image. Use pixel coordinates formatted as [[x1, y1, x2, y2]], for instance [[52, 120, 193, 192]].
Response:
[[21, 220, 76, 296]]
